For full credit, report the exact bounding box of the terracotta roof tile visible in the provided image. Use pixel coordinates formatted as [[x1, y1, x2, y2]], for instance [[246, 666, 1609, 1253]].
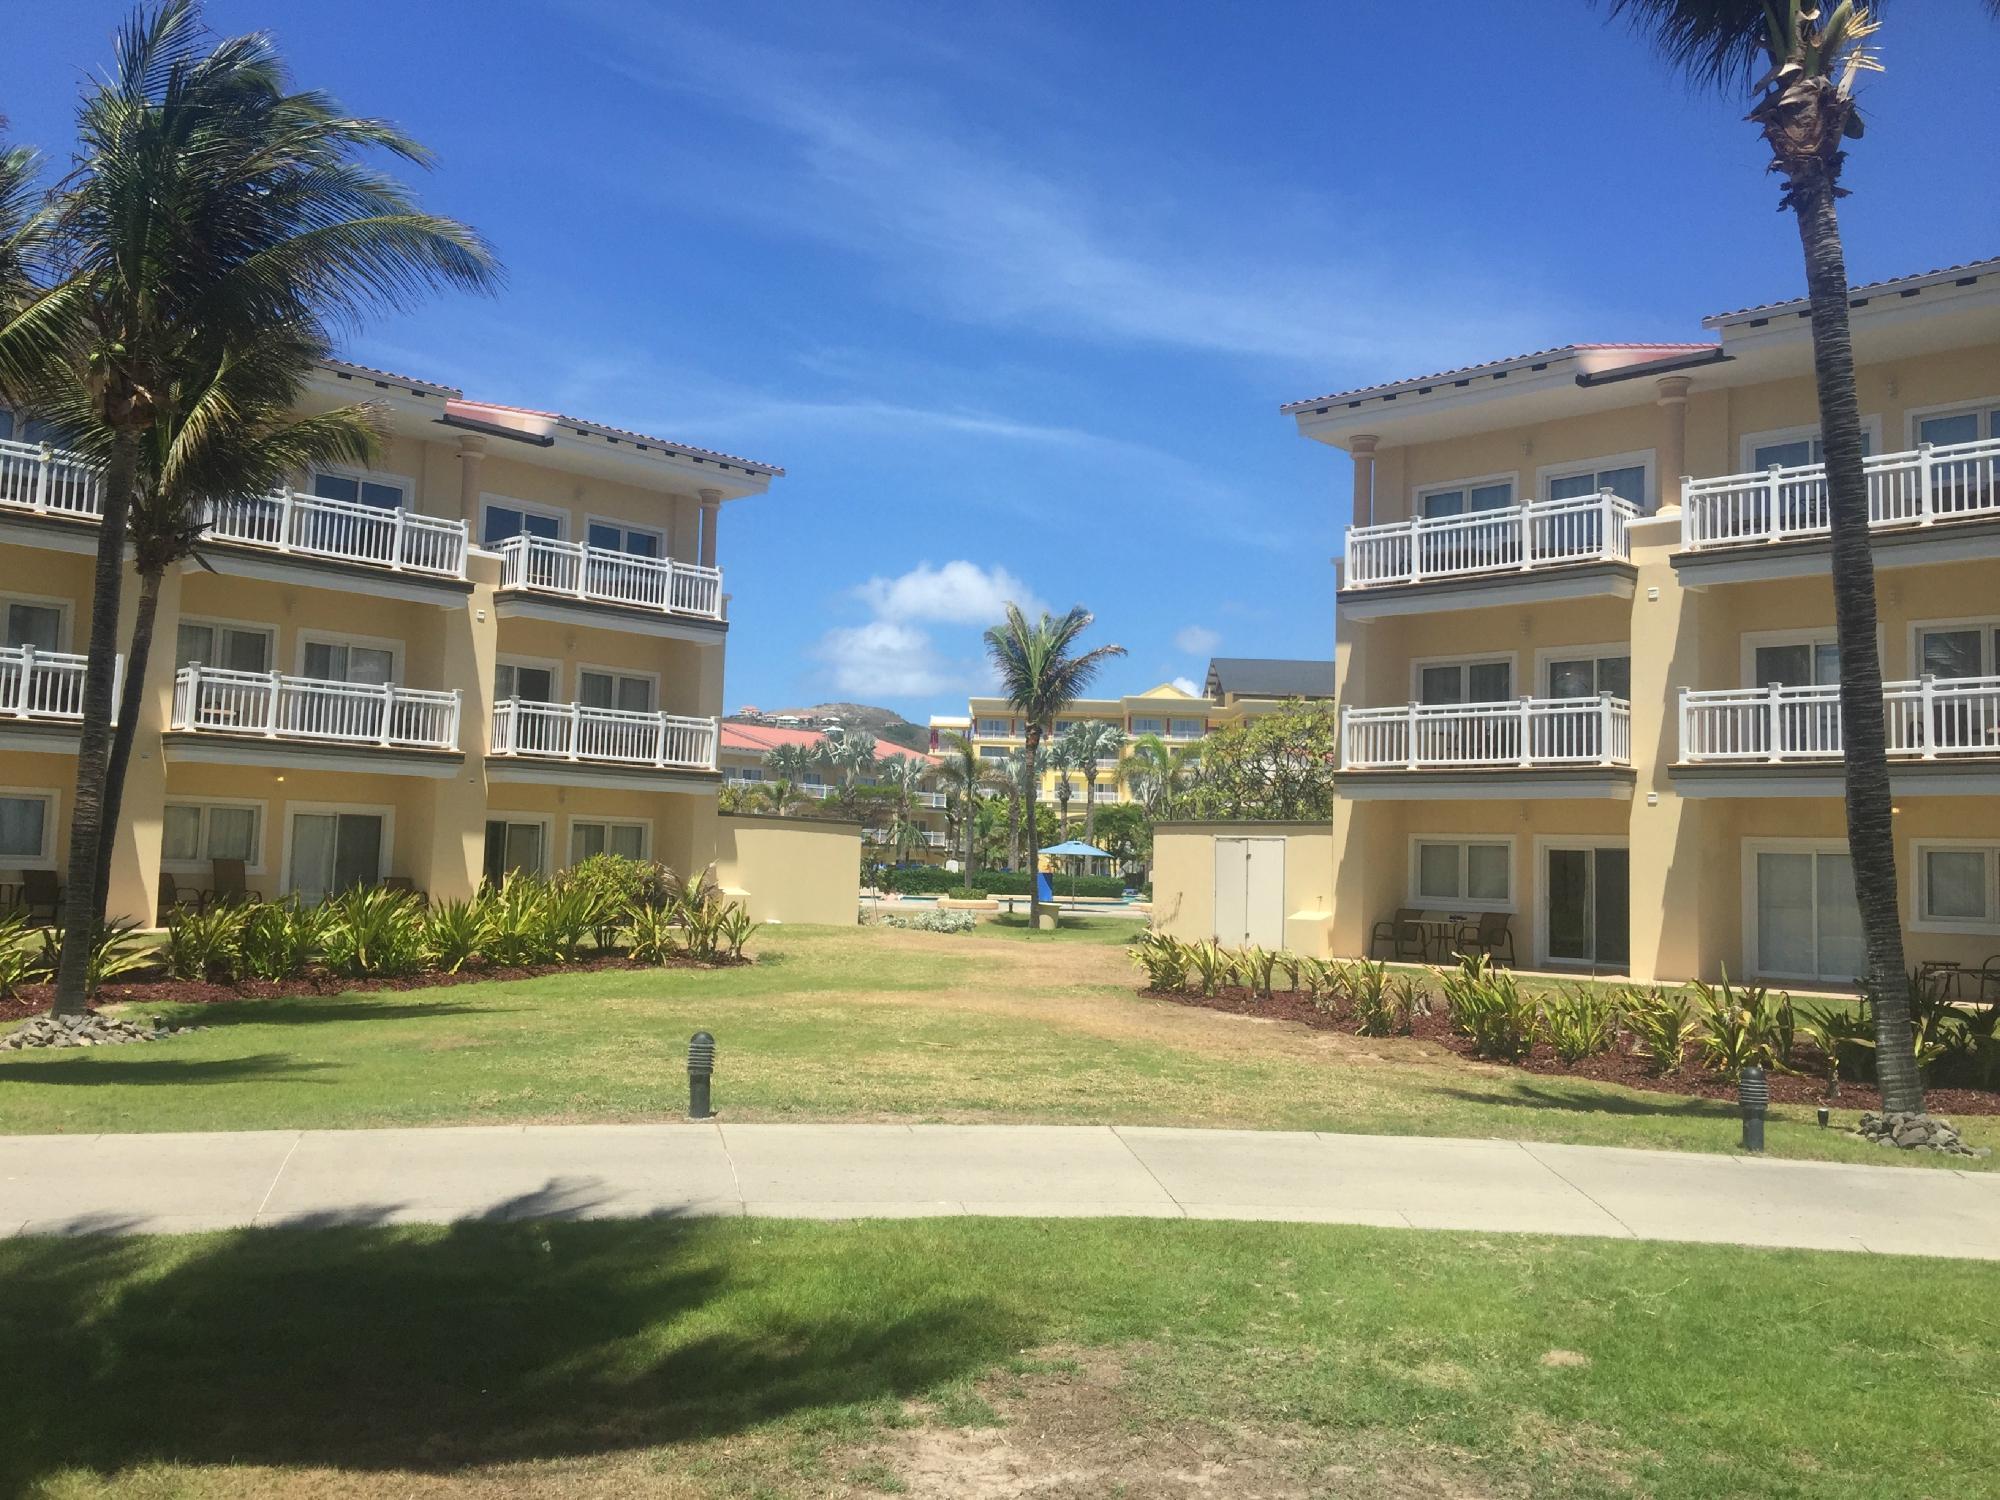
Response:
[[1704, 255, 2000, 323]]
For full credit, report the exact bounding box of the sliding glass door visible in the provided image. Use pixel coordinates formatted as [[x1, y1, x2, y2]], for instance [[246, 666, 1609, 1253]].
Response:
[[1545, 845, 1630, 971], [1754, 848, 1863, 983], [289, 811, 384, 902]]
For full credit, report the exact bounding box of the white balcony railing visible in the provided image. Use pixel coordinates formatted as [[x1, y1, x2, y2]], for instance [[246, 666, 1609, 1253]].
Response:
[[490, 699, 718, 771], [922, 831, 951, 848], [493, 535, 723, 620], [914, 790, 948, 809], [1344, 491, 1638, 590], [0, 438, 471, 577], [202, 490, 467, 577], [0, 646, 121, 723], [1342, 697, 1633, 770], [1681, 438, 2000, 550], [798, 782, 836, 799], [171, 665, 460, 749], [1680, 677, 2000, 762]]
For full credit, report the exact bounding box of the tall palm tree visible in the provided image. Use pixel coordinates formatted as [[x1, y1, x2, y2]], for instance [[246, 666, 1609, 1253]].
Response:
[[875, 752, 929, 868], [1121, 732, 1199, 819], [997, 750, 1028, 871], [765, 742, 817, 790], [0, 133, 49, 350], [932, 732, 998, 886], [1602, 0, 1919, 1113], [1067, 719, 1125, 848], [982, 605, 1125, 928], [18, 0, 496, 1014], [833, 731, 879, 790], [1047, 734, 1078, 838]]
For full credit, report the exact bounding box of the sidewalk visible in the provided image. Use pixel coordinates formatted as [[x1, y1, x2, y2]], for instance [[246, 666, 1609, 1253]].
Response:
[[3, 1123, 1996, 1259]]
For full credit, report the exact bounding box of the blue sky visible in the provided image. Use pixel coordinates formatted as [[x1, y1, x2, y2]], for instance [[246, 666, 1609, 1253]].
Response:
[[10, 2, 2000, 718]]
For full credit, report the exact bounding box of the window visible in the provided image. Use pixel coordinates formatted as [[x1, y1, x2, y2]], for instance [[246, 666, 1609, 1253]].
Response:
[[0, 792, 52, 861], [1169, 717, 1206, 737], [585, 520, 662, 557], [310, 469, 407, 511], [1916, 623, 2000, 681], [176, 620, 271, 674], [481, 501, 563, 546], [1417, 658, 1512, 705], [979, 746, 1009, 760], [495, 662, 555, 702], [4, 601, 62, 652], [1419, 478, 1514, 519], [0, 411, 56, 445], [483, 819, 545, 883], [1413, 840, 1511, 906], [571, 820, 647, 863], [1546, 458, 1648, 509], [578, 669, 653, 713], [1751, 638, 1839, 687], [289, 810, 385, 901], [301, 638, 395, 685], [1545, 653, 1631, 700], [1753, 845, 1862, 982], [1917, 405, 2000, 448], [161, 802, 259, 868], [976, 717, 1012, 736], [1750, 431, 1873, 469], [1131, 716, 1164, 734]]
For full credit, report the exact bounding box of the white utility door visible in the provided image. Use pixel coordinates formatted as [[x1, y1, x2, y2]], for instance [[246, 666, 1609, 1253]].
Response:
[[1213, 837, 1286, 949]]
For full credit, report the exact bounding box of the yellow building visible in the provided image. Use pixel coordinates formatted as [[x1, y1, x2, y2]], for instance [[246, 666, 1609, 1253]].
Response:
[[1258, 254, 2000, 985], [0, 358, 865, 925]]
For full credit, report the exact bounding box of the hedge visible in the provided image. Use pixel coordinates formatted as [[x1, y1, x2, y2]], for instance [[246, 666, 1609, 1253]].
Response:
[[880, 867, 1137, 899]]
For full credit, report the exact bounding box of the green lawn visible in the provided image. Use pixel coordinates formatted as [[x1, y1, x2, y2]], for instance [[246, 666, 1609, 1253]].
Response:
[[0, 922, 1989, 1166], [4, 1216, 1994, 1498]]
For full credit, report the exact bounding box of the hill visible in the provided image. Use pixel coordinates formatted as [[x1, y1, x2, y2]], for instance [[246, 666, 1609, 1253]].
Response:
[[748, 702, 932, 754]]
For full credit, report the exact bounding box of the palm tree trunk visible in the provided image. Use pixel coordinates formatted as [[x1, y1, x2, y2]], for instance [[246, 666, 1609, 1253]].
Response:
[[93, 565, 162, 917], [1792, 186, 1921, 1113], [53, 430, 138, 1015], [1023, 727, 1041, 928], [1084, 770, 1097, 845]]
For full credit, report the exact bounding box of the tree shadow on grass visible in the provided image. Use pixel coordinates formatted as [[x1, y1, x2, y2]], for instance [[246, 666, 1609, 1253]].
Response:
[[0, 1203, 1021, 1490], [1436, 1082, 1739, 1120], [146, 999, 513, 1028], [0, 1052, 339, 1087]]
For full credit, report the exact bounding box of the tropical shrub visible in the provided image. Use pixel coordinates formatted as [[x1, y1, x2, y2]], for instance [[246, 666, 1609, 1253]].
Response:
[[1186, 939, 1233, 998], [1130, 930, 1190, 991], [627, 905, 680, 964], [0, 911, 49, 997], [164, 903, 250, 983], [481, 875, 560, 967], [1538, 984, 1617, 1064], [671, 870, 730, 962], [1620, 985, 1695, 1073], [880, 909, 976, 934], [1690, 972, 1793, 1074], [239, 900, 325, 981], [720, 904, 757, 958], [423, 897, 486, 974], [40, 920, 154, 995], [1239, 945, 1281, 1000], [319, 887, 426, 979], [558, 854, 672, 919], [1350, 959, 1396, 1036], [544, 880, 613, 962], [1439, 955, 1535, 1060]]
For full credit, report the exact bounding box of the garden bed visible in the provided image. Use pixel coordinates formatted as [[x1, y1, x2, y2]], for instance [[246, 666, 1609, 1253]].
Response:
[[1140, 984, 2000, 1118]]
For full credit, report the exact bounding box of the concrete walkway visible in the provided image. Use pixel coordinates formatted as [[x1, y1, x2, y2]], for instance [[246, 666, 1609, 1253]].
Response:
[[3, 1124, 1996, 1259]]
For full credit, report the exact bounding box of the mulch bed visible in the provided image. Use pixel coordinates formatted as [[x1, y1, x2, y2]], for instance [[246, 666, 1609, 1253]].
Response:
[[1142, 984, 2000, 1118], [0, 951, 752, 1022]]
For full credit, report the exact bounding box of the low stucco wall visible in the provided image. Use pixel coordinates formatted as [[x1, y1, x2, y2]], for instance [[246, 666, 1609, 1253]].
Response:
[[713, 813, 861, 926], [1151, 821, 1337, 955]]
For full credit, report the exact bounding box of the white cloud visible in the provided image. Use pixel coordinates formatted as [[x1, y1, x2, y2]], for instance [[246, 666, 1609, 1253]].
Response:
[[855, 560, 1048, 625], [811, 619, 957, 698], [1174, 624, 1221, 657], [1171, 676, 1200, 696]]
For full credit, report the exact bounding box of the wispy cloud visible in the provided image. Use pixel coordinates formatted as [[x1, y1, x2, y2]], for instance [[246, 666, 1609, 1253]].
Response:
[[1174, 624, 1222, 657], [812, 560, 1039, 700]]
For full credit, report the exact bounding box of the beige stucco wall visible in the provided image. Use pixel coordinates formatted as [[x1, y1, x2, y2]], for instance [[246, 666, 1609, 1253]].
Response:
[[1151, 822, 1338, 956], [713, 813, 861, 926]]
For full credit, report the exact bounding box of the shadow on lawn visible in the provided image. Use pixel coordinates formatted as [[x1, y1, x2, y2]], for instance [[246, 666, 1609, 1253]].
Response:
[[0, 1052, 338, 1087], [149, 999, 512, 1028], [0, 1205, 1018, 1490], [1438, 1082, 1738, 1120]]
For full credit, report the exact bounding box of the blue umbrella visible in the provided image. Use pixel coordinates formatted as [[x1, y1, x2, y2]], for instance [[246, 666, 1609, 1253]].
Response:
[[1038, 839, 1112, 901]]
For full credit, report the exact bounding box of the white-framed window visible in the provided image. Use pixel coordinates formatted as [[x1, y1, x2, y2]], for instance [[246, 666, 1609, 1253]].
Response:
[[1169, 716, 1206, 738], [285, 804, 392, 901], [1909, 398, 2000, 450], [585, 518, 663, 558], [1741, 629, 1841, 688], [1411, 837, 1513, 909], [495, 658, 558, 703], [976, 717, 1012, 736], [299, 633, 400, 685], [1416, 473, 1516, 519], [0, 788, 56, 863], [1744, 839, 1862, 984], [570, 819, 649, 864], [309, 465, 410, 512], [1739, 419, 1879, 471], [1538, 645, 1632, 701], [1131, 715, 1164, 734], [176, 617, 273, 674], [1912, 618, 2000, 681], [2, 595, 67, 652], [1413, 654, 1513, 706], [578, 668, 654, 713], [479, 495, 565, 547], [482, 817, 549, 883], [0, 410, 57, 446], [1912, 842, 2000, 933], [1539, 450, 1652, 511], [726, 766, 766, 783], [978, 746, 1009, 760], [161, 800, 263, 871]]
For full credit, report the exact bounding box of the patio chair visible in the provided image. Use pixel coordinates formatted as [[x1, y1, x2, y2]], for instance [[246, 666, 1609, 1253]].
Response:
[[157, 872, 209, 922], [1456, 912, 1517, 967], [1976, 955, 2000, 1005], [1368, 907, 1427, 962], [208, 858, 261, 907], [18, 867, 62, 921]]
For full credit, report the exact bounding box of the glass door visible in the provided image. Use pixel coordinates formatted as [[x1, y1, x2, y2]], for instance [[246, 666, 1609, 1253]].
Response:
[[301, 639, 395, 739], [483, 820, 545, 884], [1545, 846, 1629, 971], [1755, 849, 1863, 982], [290, 812, 384, 901], [1753, 640, 1840, 755]]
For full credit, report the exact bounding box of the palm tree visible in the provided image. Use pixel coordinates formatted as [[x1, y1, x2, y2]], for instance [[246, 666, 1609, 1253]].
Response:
[[833, 731, 879, 790], [17, 0, 496, 1014], [1067, 719, 1125, 848], [1602, 0, 1919, 1113], [1047, 734, 1078, 838], [1121, 732, 1199, 819], [932, 732, 998, 885], [997, 751, 1027, 871], [765, 742, 818, 790], [982, 605, 1125, 928], [754, 778, 805, 817], [875, 753, 929, 867], [0, 133, 49, 350]]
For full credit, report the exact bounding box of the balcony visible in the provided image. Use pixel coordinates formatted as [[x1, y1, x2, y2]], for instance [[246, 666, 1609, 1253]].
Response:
[[490, 699, 718, 772], [1344, 492, 1639, 592], [170, 665, 460, 750], [494, 535, 723, 620], [914, 790, 948, 809], [1678, 439, 2000, 579], [1, 646, 121, 725], [1339, 697, 1635, 800], [0, 438, 470, 579], [1680, 677, 2000, 762]]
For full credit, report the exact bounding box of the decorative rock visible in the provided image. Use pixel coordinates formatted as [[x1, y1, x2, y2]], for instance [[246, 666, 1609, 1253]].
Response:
[[1853, 1110, 1981, 1158], [1, 1011, 199, 1051]]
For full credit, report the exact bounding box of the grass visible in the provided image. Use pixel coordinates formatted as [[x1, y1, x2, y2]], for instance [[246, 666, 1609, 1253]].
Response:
[[0, 922, 1988, 1166], [3, 1216, 1995, 1498]]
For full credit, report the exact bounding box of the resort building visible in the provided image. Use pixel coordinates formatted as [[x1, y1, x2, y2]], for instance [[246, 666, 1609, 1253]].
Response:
[[0, 360, 856, 926], [1215, 254, 2000, 986], [717, 721, 950, 864]]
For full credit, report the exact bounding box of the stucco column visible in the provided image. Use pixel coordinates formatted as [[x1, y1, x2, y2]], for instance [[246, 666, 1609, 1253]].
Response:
[[697, 487, 721, 569], [1655, 376, 1691, 512], [455, 433, 487, 525], [1348, 435, 1379, 528]]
